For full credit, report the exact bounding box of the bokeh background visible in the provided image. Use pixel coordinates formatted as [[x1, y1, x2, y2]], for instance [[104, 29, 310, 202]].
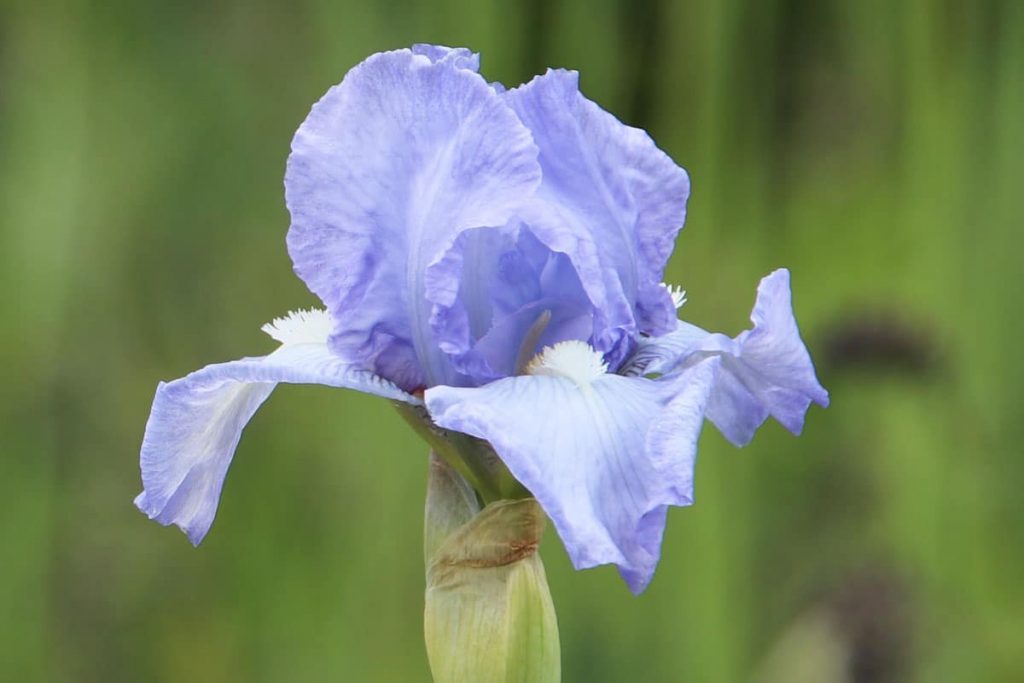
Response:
[[2, 0, 1021, 680]]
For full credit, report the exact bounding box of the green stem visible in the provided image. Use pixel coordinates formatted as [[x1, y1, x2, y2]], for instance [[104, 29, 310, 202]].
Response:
[[394, 402, 528, 503]]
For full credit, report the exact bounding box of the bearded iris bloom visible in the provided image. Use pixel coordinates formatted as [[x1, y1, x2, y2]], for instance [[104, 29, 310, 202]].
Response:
[[135, 44, 827, 594]]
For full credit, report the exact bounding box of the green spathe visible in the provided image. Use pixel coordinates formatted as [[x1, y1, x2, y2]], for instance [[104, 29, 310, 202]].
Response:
[[423, 453, 560, 683]]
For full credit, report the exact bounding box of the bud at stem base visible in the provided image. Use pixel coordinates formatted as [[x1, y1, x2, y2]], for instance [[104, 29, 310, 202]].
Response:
[[423, 453, 561, 683]]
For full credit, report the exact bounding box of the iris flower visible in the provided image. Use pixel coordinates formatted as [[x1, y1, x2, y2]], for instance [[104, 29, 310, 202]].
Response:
[[136, 45, 827, 594]]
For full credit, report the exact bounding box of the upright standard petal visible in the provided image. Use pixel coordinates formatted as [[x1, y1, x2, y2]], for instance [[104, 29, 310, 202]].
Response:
[[135, 312, 418, 545], [504, 70, 691, 367], [286, 48, 541, 390], [410, 44, 480, 71], [625, 269, 829, 446], [425, 347, 718, 593]]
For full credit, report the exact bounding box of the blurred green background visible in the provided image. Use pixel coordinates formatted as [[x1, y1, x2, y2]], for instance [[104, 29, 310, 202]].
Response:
[[2, 0, 1021, 680]]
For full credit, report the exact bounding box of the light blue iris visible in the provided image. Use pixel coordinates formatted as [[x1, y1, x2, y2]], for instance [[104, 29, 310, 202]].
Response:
[[135, 45, 828, 594]]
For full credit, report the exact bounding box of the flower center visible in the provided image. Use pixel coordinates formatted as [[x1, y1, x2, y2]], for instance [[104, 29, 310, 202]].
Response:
[[261, 308, 333, 346], [525, 340, 608, 387]]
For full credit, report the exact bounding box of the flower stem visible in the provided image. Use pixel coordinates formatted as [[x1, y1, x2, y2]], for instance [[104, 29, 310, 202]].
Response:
[[395, 403, 528, 503]]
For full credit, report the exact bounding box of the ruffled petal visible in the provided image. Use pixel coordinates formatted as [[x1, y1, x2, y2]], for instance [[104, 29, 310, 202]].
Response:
[[424, 359, 718, 593], [410, 44, 480, 71], [504, 69, 691, 362], [135, 341, 417, 545], [285, 47, 541, 389], [712, 268, 829, 442], [623, 268, 829, 446]]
